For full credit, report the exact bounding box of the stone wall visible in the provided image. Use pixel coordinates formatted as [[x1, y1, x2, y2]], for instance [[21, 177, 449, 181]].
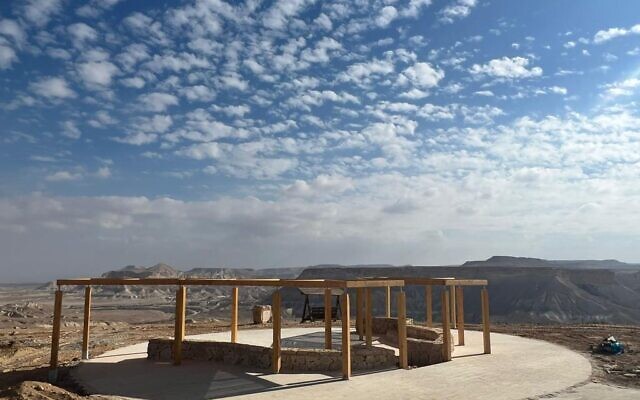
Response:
[[371, 317, 448, 367], [147, 338, 397, 372]]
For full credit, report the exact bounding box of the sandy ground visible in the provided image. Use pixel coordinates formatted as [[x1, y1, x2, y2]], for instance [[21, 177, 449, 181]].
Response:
[[1, 284, 638, 399]]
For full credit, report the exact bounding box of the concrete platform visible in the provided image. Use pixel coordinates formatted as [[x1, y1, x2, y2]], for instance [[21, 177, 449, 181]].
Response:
[[71, 327, 638, 400]]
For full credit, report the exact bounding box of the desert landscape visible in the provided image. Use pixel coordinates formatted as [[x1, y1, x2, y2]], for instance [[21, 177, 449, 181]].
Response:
[[1, 258, 638, 399]]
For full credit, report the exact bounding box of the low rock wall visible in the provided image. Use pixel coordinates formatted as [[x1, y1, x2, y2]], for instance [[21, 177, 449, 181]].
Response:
[[147, 338, 397, 372], [371, 317, 448, 367]]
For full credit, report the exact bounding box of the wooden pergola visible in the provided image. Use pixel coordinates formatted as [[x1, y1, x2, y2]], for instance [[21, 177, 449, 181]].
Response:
[[375, 277, 492, 361], [49, 277, 407, 382]]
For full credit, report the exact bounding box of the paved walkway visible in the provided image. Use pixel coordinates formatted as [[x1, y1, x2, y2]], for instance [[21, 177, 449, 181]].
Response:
[[72, 328, 639, 400]]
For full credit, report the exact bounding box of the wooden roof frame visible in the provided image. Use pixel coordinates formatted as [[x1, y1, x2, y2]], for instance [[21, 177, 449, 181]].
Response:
[[55, 277, 406, 288]]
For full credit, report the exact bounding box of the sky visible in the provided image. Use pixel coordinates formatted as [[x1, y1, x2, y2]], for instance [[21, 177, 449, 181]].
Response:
[[2, 0, 640, 281]]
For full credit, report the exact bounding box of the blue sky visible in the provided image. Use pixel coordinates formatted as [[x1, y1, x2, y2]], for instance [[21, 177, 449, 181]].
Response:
[[2, 0, 640, 281]]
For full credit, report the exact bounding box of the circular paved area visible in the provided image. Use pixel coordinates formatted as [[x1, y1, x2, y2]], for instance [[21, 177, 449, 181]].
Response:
[[73, 328, 595, 400]]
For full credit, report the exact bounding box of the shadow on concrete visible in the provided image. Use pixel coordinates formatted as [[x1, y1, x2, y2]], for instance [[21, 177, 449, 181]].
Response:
[[76, 357, 282, 399], [452, 352, 485, 359], [281, 331, 366, 350], [75, 331, 395, 399], [92, 351, 147, 359]]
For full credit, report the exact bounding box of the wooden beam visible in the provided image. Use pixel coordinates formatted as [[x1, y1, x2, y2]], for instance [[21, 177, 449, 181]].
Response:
[[344, 279, 405, 288], [441, 289, 452, 361], [324, 288, 332, 349], [481, 287, 491, 354], [456, 286, 465, 346], [341, 292, 351, 380], [272, 289, 282, 373], [48, 289, 63, 382], [56, 277, 407, 288], [81, 286, 92, 360], [173, 286, 186, 365], [446, 279, 489, 286], [400, 277, 455, 286], [425, 285, 433, 327], [365, 287, 373, 347], [385, 286, 391, 318], [397, 291, 408, 369], [449, 286, 457, 329], [231, 287, 238, 343], [356, 287, 363, 340]]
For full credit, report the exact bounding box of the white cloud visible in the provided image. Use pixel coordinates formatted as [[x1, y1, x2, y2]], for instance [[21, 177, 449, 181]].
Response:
[[300, 37, 342, 64], [470, 57, 542, 79], [440, 0, 477, 24], [602, 78, 640, 98], [30, 76, 76, 99], [121, 76, 145, 88], [46, 48, 71, 60], [289, 89, 359, 110], [22, 0, 62, 27], [77, 61, 120, 87], [0, 19, 26, 47], [115, 132, 158, 145], [181, 85, 216, 102], [67, 23, 98, 47], [399, 62, 445, 88], [549, 86, 568, 95], [0, 45, 18, 69], [138, 92, 179, 112], [314, 13, 332, 31], [177, 142, 221, 160], [263, 0, 312, 30], [285, 174, 354, 197], [95, 166, 112, 178], [593, 24, 640, 44], [164, 109, 249, 143], [76, 0, 122, 18], [376, 6, 398, 27], [143, 52, 209, 73], [417, 103, 456, 120], [61, 120, 81, 139], [400, 0, 433, 18], [214, 104, 251, 117], [339, 59, 394, 84], [45, 171, 82, 182], [474, 90, 494, 97], [399, 88, 428, 99], [220, 73, 249, 91]]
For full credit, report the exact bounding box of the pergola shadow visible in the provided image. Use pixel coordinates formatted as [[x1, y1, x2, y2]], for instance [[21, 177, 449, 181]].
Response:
[[281, 331, 366, 350], [75, 351, 395, 400]]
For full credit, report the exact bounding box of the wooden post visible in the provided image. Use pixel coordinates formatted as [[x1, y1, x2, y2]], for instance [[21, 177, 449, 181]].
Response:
[[48, 289, 63, 382], [365, 287, 373, 347], [272, 289, 281, 373], [81, 286, 92, 360], [481, 287, 491, 354], [173, 286, 186, 365], [441, 289, 452, 361], [450, 285, 457, 329], [324, 288, 332, 349], [425, 285, 433, 327], [385, 286, 391, 318], [231, 287, 238, 343], [397, 291, 408, 369], [341, 292, 351, 380], [356, 288, 363, 340], [456, 286, 465, 346]]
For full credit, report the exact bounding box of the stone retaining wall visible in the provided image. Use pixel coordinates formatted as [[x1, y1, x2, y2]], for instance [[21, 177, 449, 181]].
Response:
[[371, 317, 448, 366], [147, 338, 397, 372]]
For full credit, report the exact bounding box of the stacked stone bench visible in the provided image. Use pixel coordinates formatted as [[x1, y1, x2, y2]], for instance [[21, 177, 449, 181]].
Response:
[[147, 338, 397, 372], [371, 317, 451, 366]]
